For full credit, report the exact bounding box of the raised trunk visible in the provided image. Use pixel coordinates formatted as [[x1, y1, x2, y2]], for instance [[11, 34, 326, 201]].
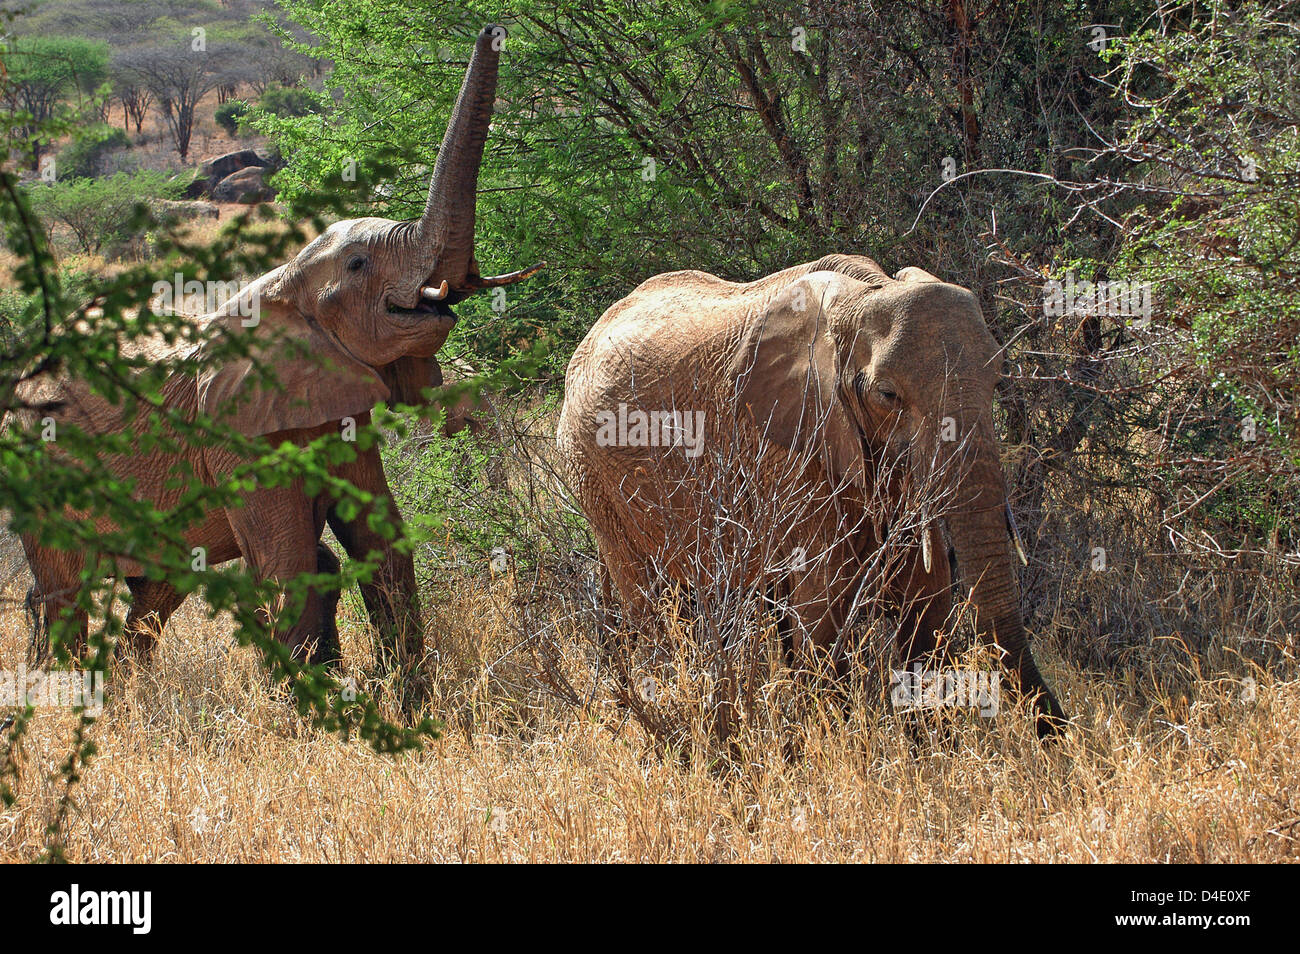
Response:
[[940, 418, 1066, 737], [415, 25, 503, 287]]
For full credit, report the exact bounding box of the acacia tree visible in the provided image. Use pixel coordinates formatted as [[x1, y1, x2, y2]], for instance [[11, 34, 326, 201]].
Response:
[[110, 67, 153, 134], [264, 1, 1142, 379], [0, 35, 109, 169], [116, 41, 235, 159]]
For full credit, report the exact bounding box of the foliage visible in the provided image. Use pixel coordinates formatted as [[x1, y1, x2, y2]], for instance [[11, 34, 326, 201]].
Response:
[[55, 122, 132, 178], [257, 82, 318, 118], [215, 98, 250, 136], [0, 34, 110, 168], [24, 170, 179, 255], [1102, 2, 1300, 551]]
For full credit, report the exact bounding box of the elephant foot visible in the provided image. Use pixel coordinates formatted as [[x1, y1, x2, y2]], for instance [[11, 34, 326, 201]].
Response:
[[117, 629, 159, 668], [300, 637, 342, 669], [1032, 689, 1070, 741], [306, 542, 344, 668], [25, 587, 51, 666]]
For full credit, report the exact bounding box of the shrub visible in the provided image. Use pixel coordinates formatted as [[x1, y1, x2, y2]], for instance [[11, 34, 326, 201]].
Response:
[[215, 99, 250, 136], [25, 170, 181, 255], [0, 263, 97, 349], [56, 124, 131, 178], [258, 84, 318, 119]]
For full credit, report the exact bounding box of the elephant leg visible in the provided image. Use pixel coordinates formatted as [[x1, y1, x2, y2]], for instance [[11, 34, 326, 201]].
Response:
[[587, 522, 663, 706], [784, 532, 864, 679], [313, 541, 343, 668], [226, 486, 335, 665], [764, 577, 797, 668], [122, 578, 187, 664], [327, 445, 421, 669], [21, 538, 89, 663], [24, 583, 52, 664], [594, 554, 620, 654], [594, 535, 658, 641]]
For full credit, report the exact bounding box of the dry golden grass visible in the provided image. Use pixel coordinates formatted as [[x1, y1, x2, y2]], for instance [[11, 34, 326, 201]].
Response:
[[1, 523, 1296, 863]]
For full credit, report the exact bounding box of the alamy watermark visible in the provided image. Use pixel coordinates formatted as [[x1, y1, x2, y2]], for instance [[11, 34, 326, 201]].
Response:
[[890, 665, 1000, 718], [152, 274, 261, 326], [594, 403, 706, 458], [0, 666, 104, 716], [1043, 271, 1153, 325], [50, 884, 151, 934]]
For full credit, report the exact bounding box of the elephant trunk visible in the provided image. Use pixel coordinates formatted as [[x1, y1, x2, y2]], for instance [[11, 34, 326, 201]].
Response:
[[416, 25, 502, 289], [937, 410, 1067, 737]]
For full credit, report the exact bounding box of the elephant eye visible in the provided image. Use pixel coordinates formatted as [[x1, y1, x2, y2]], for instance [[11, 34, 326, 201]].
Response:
[[874, 383, 902, 407], [346, 255, 367, 273]]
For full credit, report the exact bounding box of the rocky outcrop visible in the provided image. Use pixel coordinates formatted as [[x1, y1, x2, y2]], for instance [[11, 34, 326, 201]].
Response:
[[210, 166, 276, 203], [152, 199, 220, 221], [181, 149, 281, 200]]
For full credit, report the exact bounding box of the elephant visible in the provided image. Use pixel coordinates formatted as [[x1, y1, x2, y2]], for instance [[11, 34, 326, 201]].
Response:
[[13, 25, 540, 667], [557, 254, 1068, 737]]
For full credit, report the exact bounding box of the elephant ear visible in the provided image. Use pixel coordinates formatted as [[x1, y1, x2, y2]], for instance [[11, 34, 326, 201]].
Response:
[[729, 273, 865, 489], [378, 355, 443, 407], [196, 298, 390, 438]]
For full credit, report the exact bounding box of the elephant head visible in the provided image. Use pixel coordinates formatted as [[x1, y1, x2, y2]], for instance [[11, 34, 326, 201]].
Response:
[[196, 25, 541, 437], [734, 258, 1067, 736]]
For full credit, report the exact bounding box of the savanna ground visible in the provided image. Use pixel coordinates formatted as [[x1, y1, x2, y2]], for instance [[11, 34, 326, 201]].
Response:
[[1, 406, 1295, 864]]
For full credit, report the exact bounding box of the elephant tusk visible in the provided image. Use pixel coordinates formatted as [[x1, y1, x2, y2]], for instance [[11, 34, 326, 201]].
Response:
[[420, 280, 450, 301], [1006, 502, 1029, 566], [469, 261, 546, 288], [921, 522, 933, 573]]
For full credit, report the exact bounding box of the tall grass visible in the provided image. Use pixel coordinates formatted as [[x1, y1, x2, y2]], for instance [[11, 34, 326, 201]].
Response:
[[1, 394, 1294, 862]]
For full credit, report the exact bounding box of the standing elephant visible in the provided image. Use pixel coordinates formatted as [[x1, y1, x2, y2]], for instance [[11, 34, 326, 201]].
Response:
[[558, 255, 1067, 737], [15, 26, 539, 666]]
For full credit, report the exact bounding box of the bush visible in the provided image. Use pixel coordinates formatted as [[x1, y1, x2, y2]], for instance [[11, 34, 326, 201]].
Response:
[[56, 124, 131, 179], [215, 99, 250, 136], [0, 263, 97, 349], [258, 84, 318, 119], [25, 170, 182, 256]]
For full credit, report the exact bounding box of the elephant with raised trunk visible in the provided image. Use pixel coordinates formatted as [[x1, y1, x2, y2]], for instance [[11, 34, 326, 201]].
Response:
[[558, 255, 1068, 738], [16, 26, 540, 666]]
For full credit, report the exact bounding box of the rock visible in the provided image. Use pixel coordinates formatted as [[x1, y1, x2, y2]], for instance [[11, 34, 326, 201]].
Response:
[[210, 167, 276, 203], [152, 199, 220, 221], [198, 149, 266, 185], [253, 147, 284, 172], [180, 149, 270, 199]]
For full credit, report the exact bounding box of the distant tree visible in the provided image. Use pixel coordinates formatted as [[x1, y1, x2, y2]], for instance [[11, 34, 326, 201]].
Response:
[[112, 70, 153, 134], [264, 38, 314, 89], [115, 42, 235, 160], [0, 35, 110, 169], [18, 0, 228, 40]]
